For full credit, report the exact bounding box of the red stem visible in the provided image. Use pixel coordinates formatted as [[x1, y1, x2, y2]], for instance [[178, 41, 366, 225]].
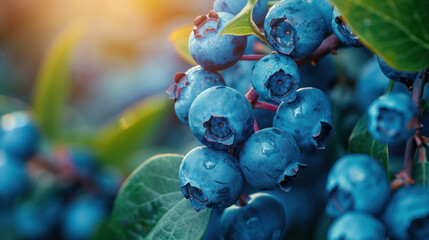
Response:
[[253, 101, 279, 112], [240, 54, 266, 61], [253, 118, 260, 132], [245, 88, 259, 105]]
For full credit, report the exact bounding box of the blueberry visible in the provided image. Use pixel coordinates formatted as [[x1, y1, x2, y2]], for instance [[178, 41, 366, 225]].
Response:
[[367, 93, 417, 144], [299, 55, 337, 91], [61, 196, 107, 240], [264, 0, 325, 58], [0, 150, 28, 200], [188, 86, 254, 150], [220, 193, 286, 240], [222, 60, 254, 94], [167, 66, 226, 123], [214, 0, 268, 26], [94, 168, 123, 199], [14, 197, 62, 239], [355, 57, 409, 112], [189, 10, 247, 71], [332, 8, 362, 47], [239, 128, 300, 191], [377, 55, 418, 86], [69, 147, 97, 180], [179, 146, 244, 212], [273, 87, 335, 151], [252, 54, 300, 104], [383, 185, 429, 240], [0, 111, 39, 160], [202, 209, 223, 240], [325, 154, 389, 217], [311, 0, 333, 35], [328, 212, 386, 240]]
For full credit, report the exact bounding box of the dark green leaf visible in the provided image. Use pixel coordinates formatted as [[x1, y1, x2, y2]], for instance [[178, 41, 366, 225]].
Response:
[[111, 154, 212, 240], [32, 21, 85, 141], [348, 115, 389, 177], [93, 95, 171, 170], [220, 0, 268, 43], [413, 147, 429, 187], [330, 0, 429, 71]]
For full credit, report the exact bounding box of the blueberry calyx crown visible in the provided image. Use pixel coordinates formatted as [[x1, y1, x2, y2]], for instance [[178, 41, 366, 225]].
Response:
[[264, 69, 297, 103], [203, 115, 234, 145], [278, 168, 298, 192], [269, 16, 296, 55], [313, 121, 335, 149], [181, 183, 208, 212], [167, 72, 188, 101], [334, 15, 359, 42], [327, 186, 354, 215], [193, 10, 220, 39]]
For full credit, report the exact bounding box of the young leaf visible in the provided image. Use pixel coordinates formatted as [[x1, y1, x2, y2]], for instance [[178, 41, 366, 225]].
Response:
[[93, 95, 171, 170], [169, 25, 197, 65], [330, 0, 429, 71], [413, 147, 429, 187], [111, 154, 212, 240], [219, 0, 268, 43], [348, 115, 389, 176], [32, 21, 85, 141]]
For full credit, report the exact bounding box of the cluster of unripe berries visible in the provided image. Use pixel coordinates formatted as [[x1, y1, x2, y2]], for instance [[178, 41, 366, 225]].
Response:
[[0, 111, 122, 240]]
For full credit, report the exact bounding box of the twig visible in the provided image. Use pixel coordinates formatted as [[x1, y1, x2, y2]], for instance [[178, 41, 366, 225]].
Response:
[[253, 101, 279, 112]]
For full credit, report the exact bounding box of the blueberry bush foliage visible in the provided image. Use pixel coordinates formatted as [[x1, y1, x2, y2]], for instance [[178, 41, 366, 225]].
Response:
[[109, 0, 429, 239]]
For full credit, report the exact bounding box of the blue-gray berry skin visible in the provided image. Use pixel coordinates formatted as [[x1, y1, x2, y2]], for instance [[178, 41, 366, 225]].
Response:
[[367, 93, 417, 144], [325, 154, 389, 217], [264, 0, 325, 58], [0, 150, 28, 200], [377, 56, 418, 85], [328, 212, 386, 240], [167, 66, 225, 124], [214, 0, 268, 26], [0, 111, 39, 160], [311, 0, 333, 35], [189, 10, 247, 71], [332, 8, 362, 47], [239, 128, 300, 191], [189, 86, 254, 150], [383, 185, 429, 240], [179, 146, 244, 212], [252, 54, 300, 104], [273, 87, 334, 151], [220, 193, 286, 240]]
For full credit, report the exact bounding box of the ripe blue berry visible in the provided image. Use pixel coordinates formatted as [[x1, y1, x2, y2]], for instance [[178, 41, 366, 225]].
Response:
[[222, 60, 254, 94], [179, 146, 244, 212], [326, 154, 389, 217], [273, 87, 334, 151], [167, 66, 225, 124], [367, 93, 417, 144], [188, 86, 254, 150], [383, 185, 429, 240], [311, 0, 333, 35], [214, 0, 268, 26], [0, 111, 39, 160], [69, 147, 97, 180], [299, 55, 337, 91], [239, 128, 300, 191], [377, 56, 418, 85], [328, 212, 386, 240], [355, 57, 409, 111], [264, 0, 325, 58], [62, 196, 107, 240], [0, 150, 28, 200], [189, 10, 247, 71], [220, 193, 286, 240], [252, 54, 300, 104], [332, 8, 362, 47]]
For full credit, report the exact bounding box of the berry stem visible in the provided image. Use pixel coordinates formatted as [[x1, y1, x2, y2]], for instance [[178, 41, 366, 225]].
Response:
[[294, 34, 341, 68], [253, 118, 260, 132], [240, 54, 266, 61], [245, 88, 259, 105], [253, 101, 279, 112], [396, 67, 429, 186]]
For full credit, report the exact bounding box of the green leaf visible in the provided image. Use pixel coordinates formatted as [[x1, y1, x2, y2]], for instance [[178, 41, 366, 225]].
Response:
[[111, 154, 212, 240], [220, 0, 268, 44], [169, 25, 197, 65], [93, 95, 171, 170], [330, 0, 429, 71], [413, 147, 429, 187], [32, 21, 85, 141], [348, 115, 389, 177]]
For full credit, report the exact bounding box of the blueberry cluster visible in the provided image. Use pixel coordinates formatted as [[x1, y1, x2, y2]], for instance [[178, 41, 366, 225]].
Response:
[[0, 111, 123, 240], [326, 154, 429, 240], [166, 0, 346, 238]]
